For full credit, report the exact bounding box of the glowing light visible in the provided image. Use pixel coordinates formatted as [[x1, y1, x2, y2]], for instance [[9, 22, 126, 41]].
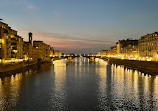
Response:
[[1, 38, 4, 44], [13, 50, 17, 53]]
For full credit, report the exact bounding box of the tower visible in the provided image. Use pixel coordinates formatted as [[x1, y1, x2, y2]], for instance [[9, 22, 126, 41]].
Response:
[[29, 32, 32, 44]]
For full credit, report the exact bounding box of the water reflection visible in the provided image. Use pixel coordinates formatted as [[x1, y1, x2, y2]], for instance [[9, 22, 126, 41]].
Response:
[[64, 58, 99, 110], [0, 74, 22, 111], [0, 58, 157, 111], [0, 63, 52, 111], [51, 59, 67, 110]]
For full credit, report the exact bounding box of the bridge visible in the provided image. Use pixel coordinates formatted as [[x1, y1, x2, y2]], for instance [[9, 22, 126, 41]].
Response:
[[51, 55, 101, 61]]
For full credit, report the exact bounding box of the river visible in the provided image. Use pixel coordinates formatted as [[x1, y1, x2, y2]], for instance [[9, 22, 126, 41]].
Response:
[[0, 57, 158, 111]]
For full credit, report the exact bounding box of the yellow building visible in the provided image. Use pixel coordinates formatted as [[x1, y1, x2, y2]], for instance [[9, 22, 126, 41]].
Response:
[[0, 21, 24, 63], [17, 36, 24, 59], [53, 51, 62, 57], [50, 47, 54, 57], [33, 41, 51, 61], [116, 39, 138, 56], [122, 43, 138, 60], [11, 34, 24, 59], [97, 50, 108, 57], [108, 46, 117, 57], [23, 32, 38, 61], [99, 39, 138, 59], [0, 21, 11, 62], [0, 21, 55, 63], [23, 42, 37, 60], [138, 32, 158, 61]]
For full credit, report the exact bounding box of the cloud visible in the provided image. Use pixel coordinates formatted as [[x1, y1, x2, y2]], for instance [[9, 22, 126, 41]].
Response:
[[17, 29, 115, 53], [26, 4, 35, 9]]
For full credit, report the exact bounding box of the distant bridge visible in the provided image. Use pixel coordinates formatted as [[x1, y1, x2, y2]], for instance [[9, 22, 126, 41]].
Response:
[[51, 55, 101, 61]]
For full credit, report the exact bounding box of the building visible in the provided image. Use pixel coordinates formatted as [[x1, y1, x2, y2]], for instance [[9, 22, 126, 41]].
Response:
[[50, 47, 54, 57], [122, 43, 138, 59], [0, 21, 12, 62], [96, 32, 158, 61], [116, 39, 138, 56], [23, 32, 38, 61], [23, 42, 38, 60], [97, 50, 108, 57], [97, 39, 139, 60], [53, 51, 62, 57], [108, 46, 117, 57], [33, 41, 51, 61], [0, 21, 55, 64], [11, 34, 24, 59], [17, 36, 24, 59], [138, 32, 158, 61], [0, 21, 24, 63]]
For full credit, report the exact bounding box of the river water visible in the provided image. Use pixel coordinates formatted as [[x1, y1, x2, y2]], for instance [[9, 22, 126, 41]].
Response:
[[0, 57, 158, 111]]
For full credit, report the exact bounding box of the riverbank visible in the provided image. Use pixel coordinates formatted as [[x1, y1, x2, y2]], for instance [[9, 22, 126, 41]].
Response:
[[103, 57, 158, 75], [0, 57, 66, 74], [0, 60, 37, 73], [0, 62, 52, 78], [52, 57, 66, 61]]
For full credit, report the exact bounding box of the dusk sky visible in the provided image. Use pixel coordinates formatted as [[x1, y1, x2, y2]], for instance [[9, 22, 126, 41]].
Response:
[[1, 0, 158, 54]]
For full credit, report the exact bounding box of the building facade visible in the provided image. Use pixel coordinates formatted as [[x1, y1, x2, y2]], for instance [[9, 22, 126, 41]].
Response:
[[116, 39, 138, 56], [0, 21, 24, 63], [54, 51, 62, 57], [33, 41, 51, 61], [23, 32, 38, 61], [97, 50, 108, 57], [138, 32, 158, 61], [0, 21, 56, 64], [50, 47, 54, 57], [122, 43, 138, 59]]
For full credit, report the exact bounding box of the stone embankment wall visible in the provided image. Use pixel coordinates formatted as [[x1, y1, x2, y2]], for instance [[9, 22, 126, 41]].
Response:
[[0, 57, 61, 74], [0, 61, 37, 73], [104, 58, 158, 75]]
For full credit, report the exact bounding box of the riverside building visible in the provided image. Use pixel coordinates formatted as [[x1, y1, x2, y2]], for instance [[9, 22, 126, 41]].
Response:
[[107, 46, 117, 57], [116, 39, 138, 56], [33, 41, 51, 61], [98, 32, 158, 61], [98, 39, 139, 60], [97, 50, 108, 57], [0, 21, 55, 64], [53, 51, 62, 57], [0, 21, 24, 63], [118, 39, 138, 59], [138, 32, 158, 61], [23, 32, 38, 61], [50, 47, 54, 57]]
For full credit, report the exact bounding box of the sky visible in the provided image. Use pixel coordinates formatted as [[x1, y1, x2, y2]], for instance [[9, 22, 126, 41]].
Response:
[[1, 0, 158, 54]]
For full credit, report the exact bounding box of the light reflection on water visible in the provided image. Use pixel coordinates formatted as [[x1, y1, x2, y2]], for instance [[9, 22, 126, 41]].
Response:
[[0, 57, 157, 111]]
